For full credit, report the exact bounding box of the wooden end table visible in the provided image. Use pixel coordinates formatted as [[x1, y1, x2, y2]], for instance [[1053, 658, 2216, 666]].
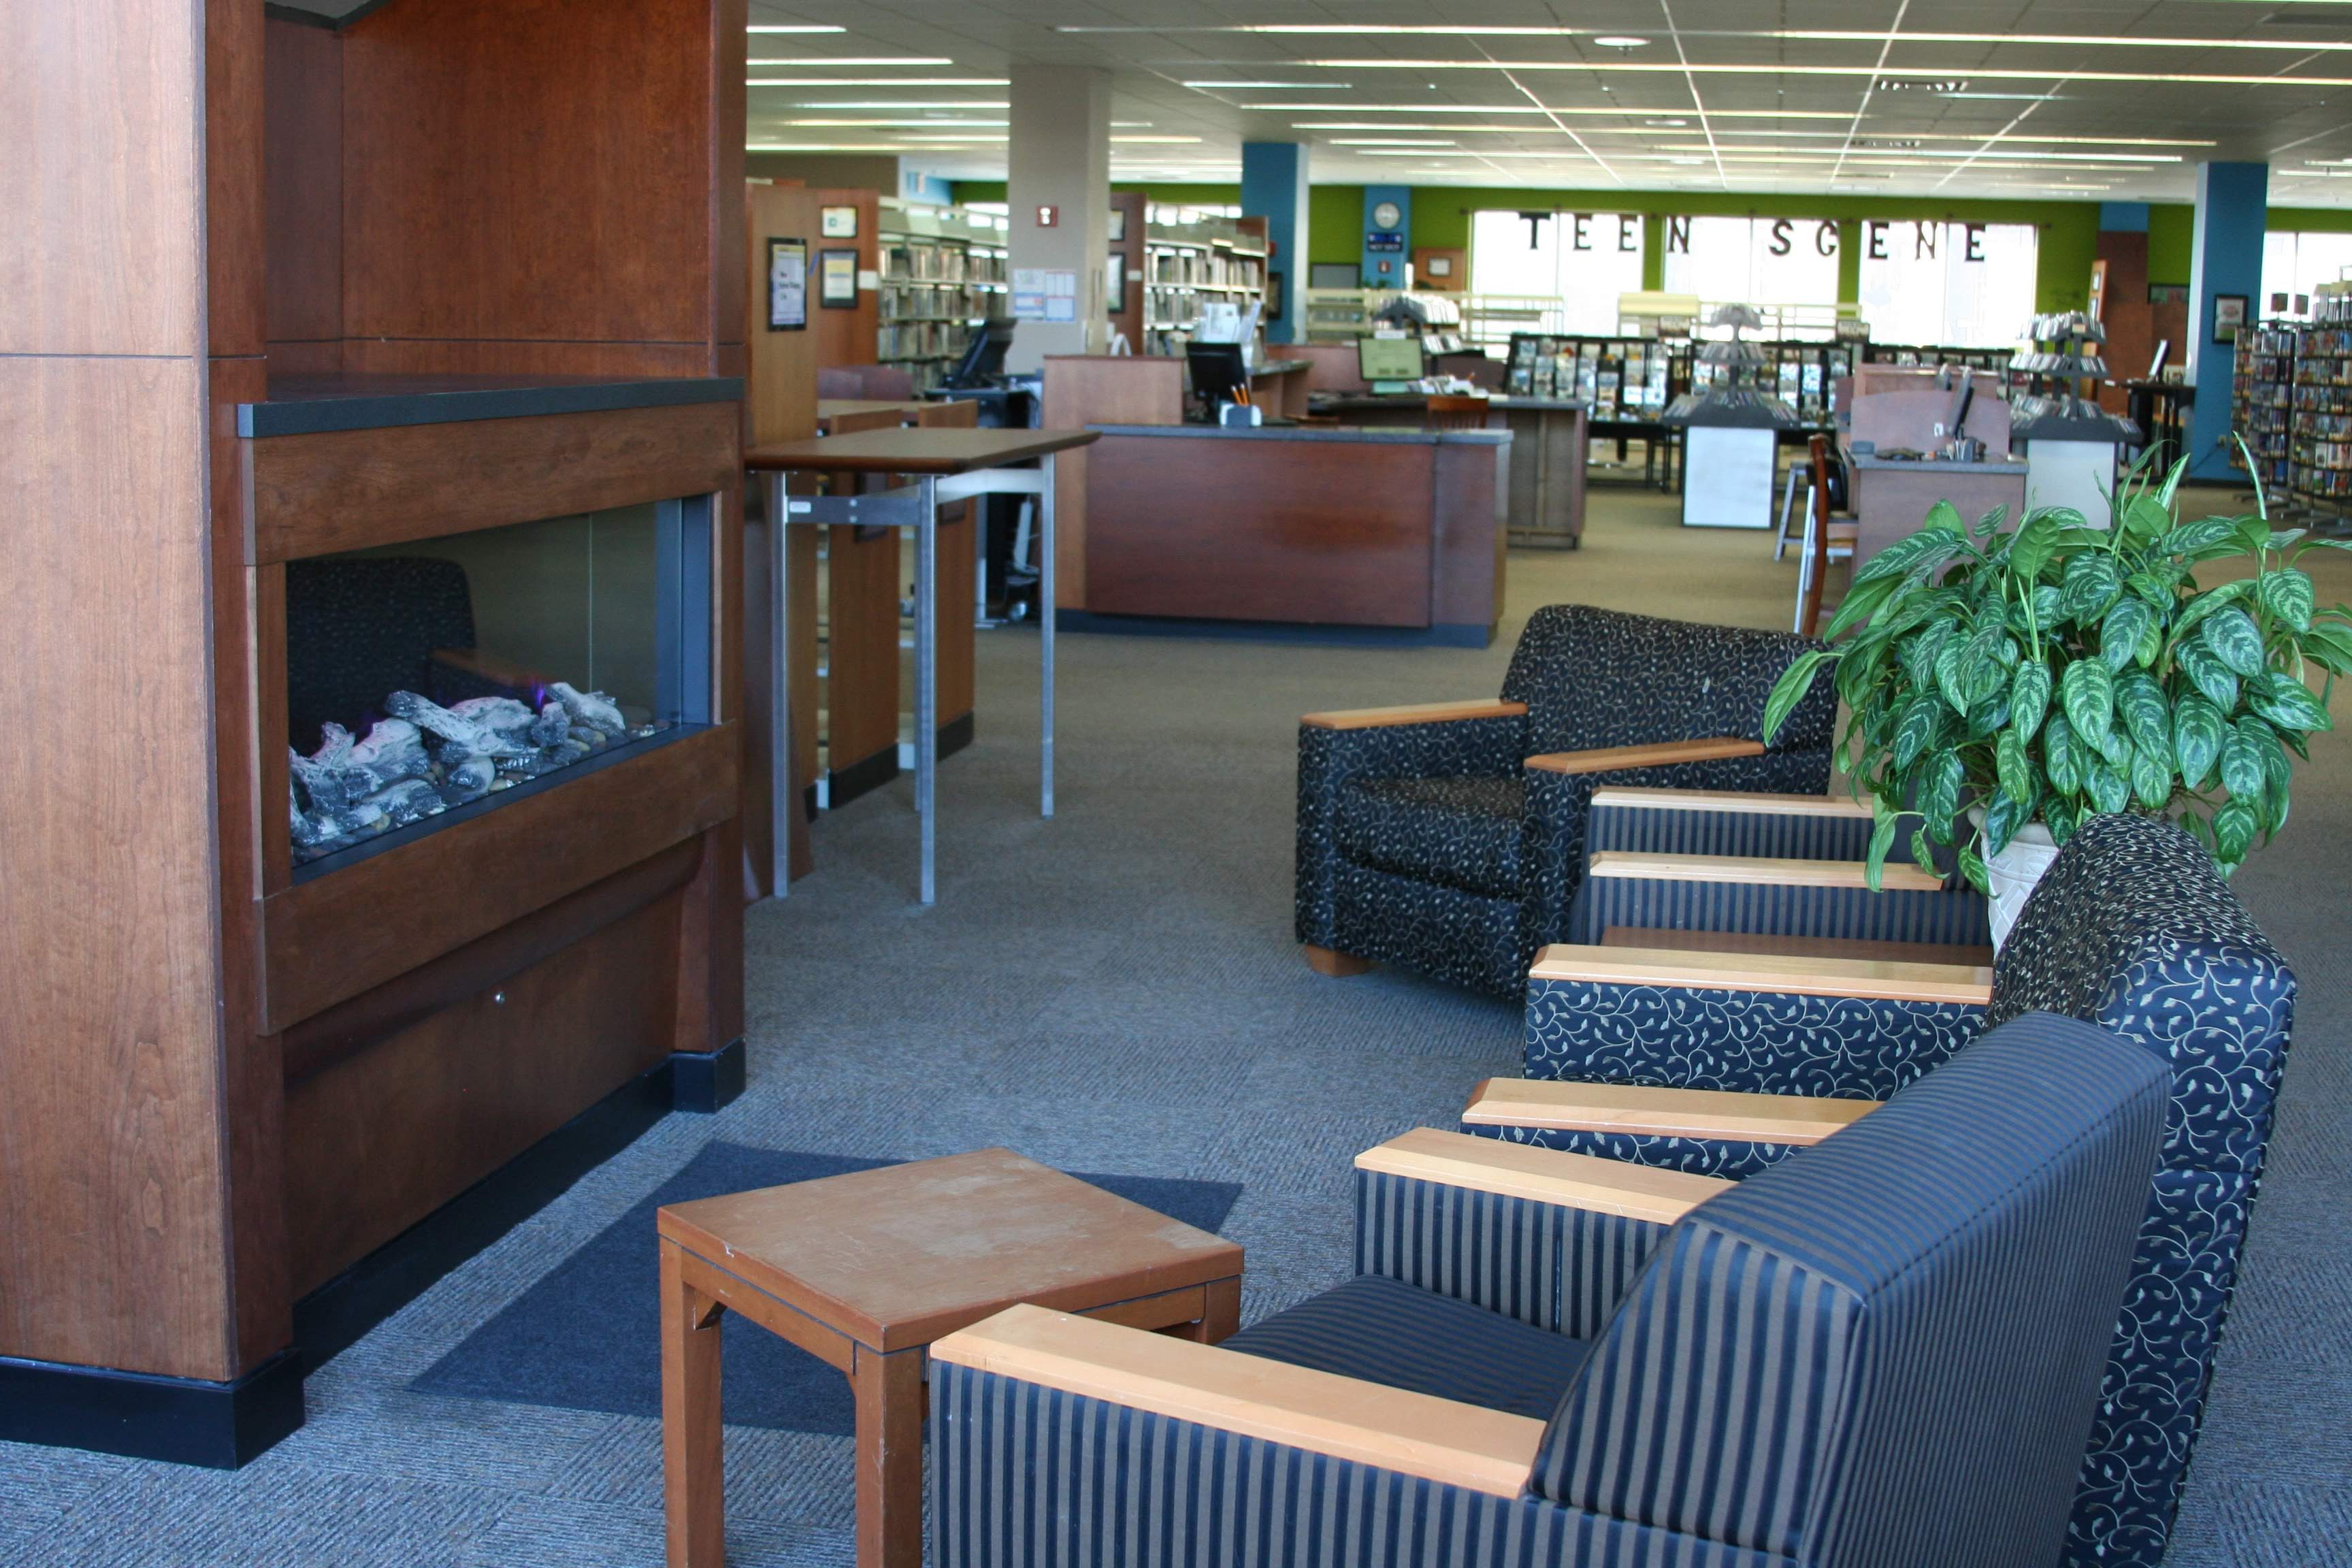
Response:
[[655, 1147, 1244, 1568]]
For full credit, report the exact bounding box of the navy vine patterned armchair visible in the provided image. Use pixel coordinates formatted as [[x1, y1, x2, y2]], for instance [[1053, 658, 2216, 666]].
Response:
[[930, 1013, 2167, 1568], [1478, 812, 2296, 1568], [1294, 606, 1837, 996]]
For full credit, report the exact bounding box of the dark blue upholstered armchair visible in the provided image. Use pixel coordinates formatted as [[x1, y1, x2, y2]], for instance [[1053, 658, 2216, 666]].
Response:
[[930, 1015, 2166, 1568], [1487, 812, 2296, 1568], [1294, 606, 1836, 997], [1564, 787, 1989, 953]]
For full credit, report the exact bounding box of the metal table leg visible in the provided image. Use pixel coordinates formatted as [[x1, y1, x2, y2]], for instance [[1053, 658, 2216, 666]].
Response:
[[766, 470, 791, 900], [1039, 453, 1056, 819], [916, 476, 938, 905]]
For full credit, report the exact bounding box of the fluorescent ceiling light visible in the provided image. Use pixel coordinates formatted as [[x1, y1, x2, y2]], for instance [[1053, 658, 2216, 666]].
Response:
[[1243, 102, 1847, 118], [1328, 137, 1458, 145], [1592, 36, 1650, 48], [1298, 60, 2352, 86], [1941, 93, 2065, 101], [1111, 135, 1203, 142], [1653, 144, 2172, 163], [752, 57, 954, 66], [787, 118, 1007, 127], [1293, 122, 1586, 132], [791, 100, 1009, 108], [1183, 80, 1350, 88], [1774, 28, 2352, 51], [747, 24, 846, 33], [1646, 118, 1689, 127], [750, 77, 1007, 86]]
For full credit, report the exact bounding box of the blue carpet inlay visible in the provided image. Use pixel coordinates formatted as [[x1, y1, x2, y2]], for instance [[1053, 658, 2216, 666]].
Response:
[[409, 1144, 1242, 1435]]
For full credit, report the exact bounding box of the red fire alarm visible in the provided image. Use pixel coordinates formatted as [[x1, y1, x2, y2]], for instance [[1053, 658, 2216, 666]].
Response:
[[1035, 204, 1058, 228]]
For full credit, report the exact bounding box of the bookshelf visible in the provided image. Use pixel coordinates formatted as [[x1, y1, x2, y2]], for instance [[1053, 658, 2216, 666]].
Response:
[[1140, 214, 1267, 357], [2289, 295, 2352, 512], [1505, 333, 1688, 419], [875, 201, 1009, 391], [2232, 323, 2296, 495]]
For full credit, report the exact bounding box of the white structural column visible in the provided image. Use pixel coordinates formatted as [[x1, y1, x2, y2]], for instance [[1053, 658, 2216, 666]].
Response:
[[1007, 64, 1111, 371]]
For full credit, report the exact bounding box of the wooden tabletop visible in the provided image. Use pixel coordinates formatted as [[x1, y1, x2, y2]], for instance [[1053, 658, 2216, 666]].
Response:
[[655, 1147, 1243, 1352], [745, 426, 1100, 474]]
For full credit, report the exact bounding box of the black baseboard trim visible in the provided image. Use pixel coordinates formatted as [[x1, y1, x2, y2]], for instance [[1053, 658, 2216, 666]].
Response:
[[669, 1039, 746, 1113], [0, 1348, 304, 1469], [1051, 609, 1492, 649], [291, 1056, 678, 1373], [938, 710, 975, 759], [826, 745, 900, 808], [15, 1051, 701, 1469]]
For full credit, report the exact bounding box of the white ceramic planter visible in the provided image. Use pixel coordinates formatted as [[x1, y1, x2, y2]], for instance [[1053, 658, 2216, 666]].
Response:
[[1976, 814, 2061, 951]]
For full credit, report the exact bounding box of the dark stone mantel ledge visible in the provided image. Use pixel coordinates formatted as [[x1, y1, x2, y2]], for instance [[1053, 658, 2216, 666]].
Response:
[[238, 374, 744, 438]]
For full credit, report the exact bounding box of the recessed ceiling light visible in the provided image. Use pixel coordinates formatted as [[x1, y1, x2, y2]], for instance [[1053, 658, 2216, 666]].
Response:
[[1592, 35, 1650, 48]]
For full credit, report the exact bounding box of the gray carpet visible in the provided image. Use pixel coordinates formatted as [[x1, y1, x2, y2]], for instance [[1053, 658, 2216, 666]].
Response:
[[2, 485, 2344, 1566]]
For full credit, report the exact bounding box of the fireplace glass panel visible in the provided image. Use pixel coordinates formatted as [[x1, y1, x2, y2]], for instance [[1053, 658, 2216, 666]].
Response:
[[285, 497, 711, 875]]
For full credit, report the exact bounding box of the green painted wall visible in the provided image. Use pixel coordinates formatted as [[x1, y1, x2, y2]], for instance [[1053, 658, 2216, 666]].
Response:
[[1309, 184, 1360, 266], [2148, 204, 2194, 285]]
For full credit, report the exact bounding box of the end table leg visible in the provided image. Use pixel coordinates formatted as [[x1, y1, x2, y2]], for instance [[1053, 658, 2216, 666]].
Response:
[[852, 1345, 926, 1568], [662, 1241, 727, 1568], [1183, 1277, 1243, 1345]]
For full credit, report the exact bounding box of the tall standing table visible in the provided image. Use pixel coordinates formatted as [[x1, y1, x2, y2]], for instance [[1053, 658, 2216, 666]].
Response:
[[745, 426, 1100, 904]]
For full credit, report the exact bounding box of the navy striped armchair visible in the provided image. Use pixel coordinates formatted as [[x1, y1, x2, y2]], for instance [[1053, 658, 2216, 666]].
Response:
[[930, 1014, 2166, 1568], [1294, 606, 1836, 997], [1491, 811, 2297, 1568]]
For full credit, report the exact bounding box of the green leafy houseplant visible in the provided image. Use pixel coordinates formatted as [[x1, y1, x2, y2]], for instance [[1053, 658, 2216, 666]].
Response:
[[1763, 452, 2351, 889]]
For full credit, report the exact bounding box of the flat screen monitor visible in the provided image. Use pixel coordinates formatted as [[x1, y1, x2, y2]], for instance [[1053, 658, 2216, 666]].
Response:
[[943, 318, 1014, 387], [1358, 336, 1424, 382], [1186, 340, 1250, 410]]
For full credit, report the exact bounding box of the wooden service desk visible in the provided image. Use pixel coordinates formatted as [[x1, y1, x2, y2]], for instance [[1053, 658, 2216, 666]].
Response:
[[815, 398, 928, 434], [1071, 423, 1511, 647], [745, 427, 1099, 904], [1297, 394, 1586, 547], [1850, 454, 2028, 572]]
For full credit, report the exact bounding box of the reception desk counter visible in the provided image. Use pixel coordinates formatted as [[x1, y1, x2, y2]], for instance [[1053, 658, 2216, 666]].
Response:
[[1068, 423, 1510, 646], [1851, 454, 2029, 571]]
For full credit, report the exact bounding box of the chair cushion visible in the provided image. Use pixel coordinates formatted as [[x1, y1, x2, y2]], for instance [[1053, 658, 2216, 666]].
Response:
[[1223, 1273, 1588, 1421], [1335, 774, 1526, 898]]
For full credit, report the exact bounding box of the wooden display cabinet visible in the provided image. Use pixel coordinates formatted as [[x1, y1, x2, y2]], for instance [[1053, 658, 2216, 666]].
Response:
[[1, 0, 750, 1468]]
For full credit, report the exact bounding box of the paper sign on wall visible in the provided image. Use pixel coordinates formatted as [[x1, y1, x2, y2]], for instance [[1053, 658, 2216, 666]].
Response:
[[1012, 267, 1078, 323]]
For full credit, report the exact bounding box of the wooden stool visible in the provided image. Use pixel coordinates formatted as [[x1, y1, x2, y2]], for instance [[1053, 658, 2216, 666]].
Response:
[[656, 1147, 1245, 1568]]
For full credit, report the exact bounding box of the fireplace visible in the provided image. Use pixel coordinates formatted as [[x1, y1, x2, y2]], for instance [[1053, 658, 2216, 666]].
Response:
[[282, 497, 714, 877]]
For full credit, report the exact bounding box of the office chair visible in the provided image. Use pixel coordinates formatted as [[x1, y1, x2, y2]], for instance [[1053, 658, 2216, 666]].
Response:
[[1423, 393, 1493, 431]]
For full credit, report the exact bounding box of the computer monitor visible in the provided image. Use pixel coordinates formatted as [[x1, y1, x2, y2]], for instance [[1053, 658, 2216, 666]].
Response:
[[1186, 340, 1250, 411], [1357, 336, 1424, 383], [943, 318, 1014, 388]]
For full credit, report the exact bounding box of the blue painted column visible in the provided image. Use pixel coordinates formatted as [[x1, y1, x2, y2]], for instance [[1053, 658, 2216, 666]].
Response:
[[1360, 185, 1411, 289], [2186, 161, 2268, 482], [1240, 142, 1309, 344]]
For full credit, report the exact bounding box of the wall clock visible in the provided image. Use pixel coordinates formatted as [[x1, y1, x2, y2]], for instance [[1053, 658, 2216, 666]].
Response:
[[1371, 200, 1403, 230]]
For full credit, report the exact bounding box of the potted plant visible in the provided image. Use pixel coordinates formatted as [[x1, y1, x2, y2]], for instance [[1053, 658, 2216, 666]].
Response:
[[1763, 452, 2351, 945]]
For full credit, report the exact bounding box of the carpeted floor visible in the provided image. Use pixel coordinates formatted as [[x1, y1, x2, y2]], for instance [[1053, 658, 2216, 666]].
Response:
[[3, 483, 2345, 1567]]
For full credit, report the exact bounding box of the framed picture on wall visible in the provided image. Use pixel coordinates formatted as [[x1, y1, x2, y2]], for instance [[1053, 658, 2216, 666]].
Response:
[[766, 238, 807, 331], [821, 205, 858, 239], [1109, 206, 1127, 243], [2213, 293, 2248, 344], [819, 248, 858, 308]]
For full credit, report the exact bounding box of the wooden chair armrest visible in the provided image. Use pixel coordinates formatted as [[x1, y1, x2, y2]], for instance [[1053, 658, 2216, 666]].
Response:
[[931, 1303, 1544, 1497], [1523, 736, 1765, 774], [1586, 786, 1879, 819], [1586, 850, 1950, 894], [1300, 699, 1526, 732], [1354, 1127, 1730, 1225], [1527, 942, 1993, 1004], [1464, 1077, 1880, 1145]]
